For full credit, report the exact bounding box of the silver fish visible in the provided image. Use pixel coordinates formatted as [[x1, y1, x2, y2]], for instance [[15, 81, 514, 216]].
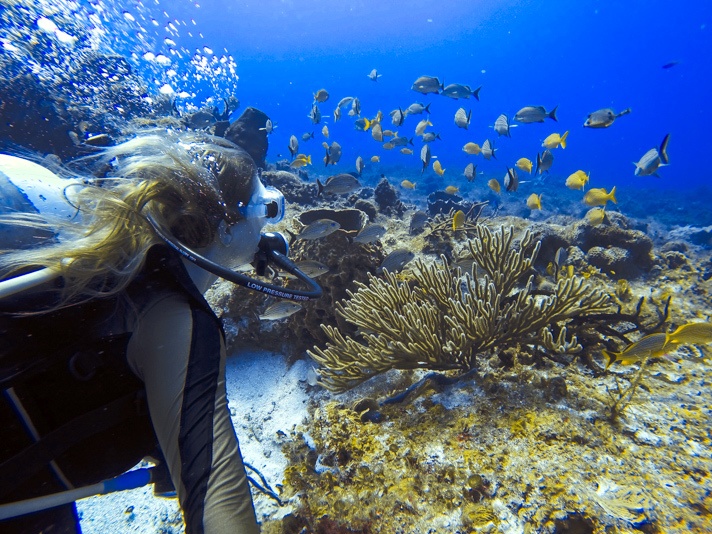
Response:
[[308, 104, 321, 124], [390, 107, 406, 126], [356, 156, 365, 176], [411, 75, 442, 95], [409, 211, 429, 234], [348, 97, 361, 117], [454, 108, 471, 129], [441, 84, 481, 100], [259, 301, 303, 321], [481, 139, 496, 160], [584, 107, 631, 128], [535, 150, 555, 174], [464, 163, 476, 182], [415, 118, 432, 136], [371, 123, 383, 142], [295, 260, 330, 278], [494, 114, 511, 137], [634, 133, 670, 177], [421, 132, 441, 143], [504, 167, 518, 192], [337, 96, 355, 109], [333, 106, 341, 122], [297, 218, 341, 240], [420, 144, 431, 174], [514, 105, 558, 123], [324, 141, 342, 166], [406, 102, 431, 115], [353, 224, 387, 244], [301, 131, 314, 141], [367, 68, 381, 81], [288, 135, 299, 158], [554, 247, 568, 270], [259, 118, 275, 134], [317, 173, 361, 196], [379, 249, 415, 273]]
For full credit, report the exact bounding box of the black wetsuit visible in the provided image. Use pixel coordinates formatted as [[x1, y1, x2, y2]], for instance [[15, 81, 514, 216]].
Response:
[[0, 246, 259, 533]]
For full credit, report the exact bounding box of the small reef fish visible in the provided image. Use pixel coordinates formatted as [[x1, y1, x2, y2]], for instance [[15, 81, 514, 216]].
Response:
[[259, 301, 303, 321], [259, 118, 275, 134], [288, 135, 299, 158], [542, 131, 569, 149], [308, 104, 321, 124], [514, 105, 558, 123], [535, 150, 555, 174], [464, 163, 476, 182], [584, 108, 631, 128], [323, 141, 342, 166], [583, 186, 617, 207], [392, 135, 413, 147], [293, 260, 330, 278], [371, 123, 383, 141], [400, 148, 413, 155], [401, 179, 416, 189], [381, 129, 396, 138], [382, 142, 396, 150], [337, 96, 354, 109], [516, 157, 533, 173], [353, 224, 387, 244], [454, 108, 472, 129], [585, 207, 606, 226], [442, 83, 481, 100], [297, 219, 341, 240], [463, 142, 481, 155], [602, 332, 670, 368], [504, 167, 519, 192], [410, 211, 429, 234], [371, 155, 380, 163], [301, 132, 314, 141], [422, 132, 441, 143], [634, 133, 670, 177], [349, 97, 361, 117], [367, 68, 382, 81], [445, 185, 459, 195], [566, 170, 590, 190], [667, 322, 712, 346], [390, 108, 406, 126], [415, 119, 433, 136], [379, 249, 415, 273], [290, 154, 311, 168], [313, 89, 329, 103], [354, 117, 371, 131], [433, 160, 445, 176], [481, 139, 496, 160], [452, 209, 466, 230], [317, 173, 361, 196], [333, 106, 341, 122], [322, 125, 329, 138], [494, 114, 512, 137], [411, 75, 442, 95], [488, 178, 501, 194], [526, 193, 542, 210], [420, 144, 431, 174], [356, 156, 365, 176], [406, 102, 431, 115]]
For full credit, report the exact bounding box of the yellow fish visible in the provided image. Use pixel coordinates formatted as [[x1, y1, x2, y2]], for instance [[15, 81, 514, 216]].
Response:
[[452, 209, 465, 230], [488, 178, 501, 194], [583, 186, 616, 206], [667, 322, 712, 346], [602, 332, 671, 368], [322, 125, 329, 138], [526, 193, 542, 210], [462, 142, 481, 155], [542, 131, 569, 149], [566, 170, 589, 190], [401, 179, 416, 189], [516, 157, 533, 173], [585, 207, 606, 226], [445, 185, 459, 195], [433, 160, 445, 176], [370, 155, 380, 163], [400, 148, 413, 155], [289, 154, 311, 168]]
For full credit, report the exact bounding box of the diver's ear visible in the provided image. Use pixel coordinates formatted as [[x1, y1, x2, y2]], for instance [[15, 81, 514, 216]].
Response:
[[217, 220, 233, 246]]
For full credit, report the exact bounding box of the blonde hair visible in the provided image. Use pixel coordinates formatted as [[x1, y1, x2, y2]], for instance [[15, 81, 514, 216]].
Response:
[[0, 131, 257, 308]]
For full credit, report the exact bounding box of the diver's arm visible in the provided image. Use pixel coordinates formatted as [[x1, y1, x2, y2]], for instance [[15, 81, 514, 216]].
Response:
[[126, 293, 259, 534]]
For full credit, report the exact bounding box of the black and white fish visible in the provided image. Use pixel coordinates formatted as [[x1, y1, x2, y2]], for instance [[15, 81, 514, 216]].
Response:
[[454, 108, 472, 129], [634, 133, 670, 177], [494, 114, 511, 137], [379, 249, 415, 273], [259, 301, 303, 321]]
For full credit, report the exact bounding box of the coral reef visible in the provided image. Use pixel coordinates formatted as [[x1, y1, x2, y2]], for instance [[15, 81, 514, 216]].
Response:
[[308, 225, 612, 392], [373, 177, 406, 216], [260, 170, 317, 206]]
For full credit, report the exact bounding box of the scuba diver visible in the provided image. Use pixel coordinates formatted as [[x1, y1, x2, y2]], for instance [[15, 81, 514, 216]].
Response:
[[0, 130, 320, 533]]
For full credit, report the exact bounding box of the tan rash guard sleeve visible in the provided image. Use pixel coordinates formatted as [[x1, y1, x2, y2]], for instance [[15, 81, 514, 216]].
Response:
[[126, 293, 259, 534]]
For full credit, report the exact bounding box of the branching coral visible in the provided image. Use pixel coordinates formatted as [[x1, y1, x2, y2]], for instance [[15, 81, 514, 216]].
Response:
[[308, 225, 612, 392]]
